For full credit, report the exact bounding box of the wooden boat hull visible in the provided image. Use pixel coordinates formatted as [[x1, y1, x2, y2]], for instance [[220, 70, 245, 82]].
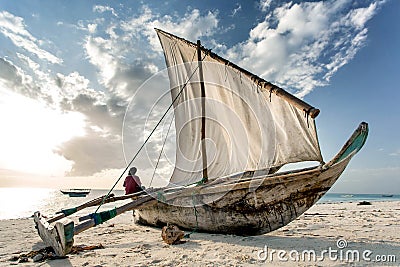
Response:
[[136, 123, 368, 235], [136, 158, 349, 235]]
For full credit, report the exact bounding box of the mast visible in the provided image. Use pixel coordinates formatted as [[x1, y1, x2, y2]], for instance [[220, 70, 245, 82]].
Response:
[[197, 40, 208, 182]]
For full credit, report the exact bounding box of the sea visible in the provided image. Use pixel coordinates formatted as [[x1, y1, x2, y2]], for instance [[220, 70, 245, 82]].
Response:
[[0, 188, 129, 220], [0, 187, 399, 220]]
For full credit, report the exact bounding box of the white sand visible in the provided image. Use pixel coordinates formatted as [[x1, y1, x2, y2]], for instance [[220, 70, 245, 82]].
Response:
[[0, 201, 399, 266]]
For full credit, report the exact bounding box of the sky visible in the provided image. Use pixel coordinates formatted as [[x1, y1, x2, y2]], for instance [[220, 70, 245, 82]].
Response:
[[0, 0, 399, 193]]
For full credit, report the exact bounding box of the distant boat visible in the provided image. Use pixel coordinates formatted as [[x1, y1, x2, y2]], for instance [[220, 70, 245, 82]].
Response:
[[382, 194, 393, 197], [341, 194, 354, 198], [60, 189, 90, 197]]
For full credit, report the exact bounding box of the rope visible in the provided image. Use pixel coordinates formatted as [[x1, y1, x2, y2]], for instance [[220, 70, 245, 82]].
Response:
[[149, 113, 175, 188], [60, 207, 77, 216], [91, 208, 117, 226], [157, 191, 166, 202], [93, 52, 208, 215], [184, 192, 200, 238], [196, 177, 207, 186]]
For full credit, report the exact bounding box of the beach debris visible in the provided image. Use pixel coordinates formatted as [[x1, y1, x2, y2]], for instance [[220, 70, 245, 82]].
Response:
[[8, 244, 103, 263], [32, 253, 44, 262], [70, 244, 105, 254], [9, 247, 68, 263], [161, 224, 185, 245], [8, 255, 19, 262], [18, 256, 29, 263], [357, 201, 372, 205]]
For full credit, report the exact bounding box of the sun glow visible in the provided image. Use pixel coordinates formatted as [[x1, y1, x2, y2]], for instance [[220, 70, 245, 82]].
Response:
[[0, 88, 86, 176], [0, 187, 55, 219]]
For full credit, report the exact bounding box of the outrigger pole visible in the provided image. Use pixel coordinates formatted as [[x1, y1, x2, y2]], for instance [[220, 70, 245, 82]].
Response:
[[34, 190, 157, 256], [33, 186, 189, 256]]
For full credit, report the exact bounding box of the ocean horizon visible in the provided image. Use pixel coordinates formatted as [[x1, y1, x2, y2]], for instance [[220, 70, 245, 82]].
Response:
[[0, 187, 398, 220]]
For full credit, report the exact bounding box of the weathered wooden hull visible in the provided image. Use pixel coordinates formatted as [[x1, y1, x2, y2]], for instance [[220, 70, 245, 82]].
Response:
[[136, 158, 348, 235], [136, 123, 368, 235]]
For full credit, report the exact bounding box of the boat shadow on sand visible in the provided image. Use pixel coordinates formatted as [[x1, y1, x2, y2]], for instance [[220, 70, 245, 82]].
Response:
[[186, 233, 400, 263], [27, 218, 399, 266]]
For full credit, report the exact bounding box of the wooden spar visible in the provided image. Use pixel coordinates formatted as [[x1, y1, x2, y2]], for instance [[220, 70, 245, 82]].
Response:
[[77, 190, 154, 222], [74, 195, 156, 235], [49, 191, 147, 223], [35, 186, 190, 255], [34, 194, 157, 256], [50, 187, 170, 223], [48, 193, 115, 223], [197, 39, 208, 182], [155, 28, 320, 118]]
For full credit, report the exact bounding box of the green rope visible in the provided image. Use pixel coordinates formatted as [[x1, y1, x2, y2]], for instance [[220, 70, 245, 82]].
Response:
[[157, 192, 166, 202], [184, 192, 200, 238], [91, 208, 117, 226], [61, 207, 77, 216], [196, 177, 207, 186]]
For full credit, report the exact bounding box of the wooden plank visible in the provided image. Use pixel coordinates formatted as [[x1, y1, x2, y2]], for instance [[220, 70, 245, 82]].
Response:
[[34, 211, 74, 256], [48, 194, 115, 223], [74, 196, 156, 235]]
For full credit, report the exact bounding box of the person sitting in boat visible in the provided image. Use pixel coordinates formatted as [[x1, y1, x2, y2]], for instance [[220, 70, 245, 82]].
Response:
[[123, 167, 142, 195]]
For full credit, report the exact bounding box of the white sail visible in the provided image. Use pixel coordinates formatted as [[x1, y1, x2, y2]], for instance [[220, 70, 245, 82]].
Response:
[[156, 29, 323, 186]]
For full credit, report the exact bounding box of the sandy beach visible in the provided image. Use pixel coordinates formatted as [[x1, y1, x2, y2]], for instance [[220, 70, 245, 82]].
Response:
[[0, 200, 398, 266]]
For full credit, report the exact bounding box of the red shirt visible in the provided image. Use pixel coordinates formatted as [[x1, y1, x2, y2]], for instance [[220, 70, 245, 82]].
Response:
[[123, 175, 142, 194]]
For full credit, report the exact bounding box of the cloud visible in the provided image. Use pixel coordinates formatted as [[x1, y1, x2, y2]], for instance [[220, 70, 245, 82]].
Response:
[[0, 57, 43, 99], [53, 71, 132, 176], [0, 11, 62, 64], [389, 149, 400, 156], [63, 6, 221, 175], [0, 58, 23, 87], [121, 7, 219, 52], [93, 5, 118, 17], [84, 35, 156, 98], [225, 0, 384, 97], [0, 2, 386, 178], [231, 4, 242, 17], [259, 0, 272, 12], [54, 127, 124, 176], [0, 52, 128, 176]]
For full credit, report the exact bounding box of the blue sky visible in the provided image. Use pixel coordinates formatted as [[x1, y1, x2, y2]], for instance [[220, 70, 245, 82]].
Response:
[[0, 0, 398, 192]]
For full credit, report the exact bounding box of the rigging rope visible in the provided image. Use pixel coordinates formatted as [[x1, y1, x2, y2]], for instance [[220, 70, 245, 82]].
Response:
[[184, 192, 200, 238], [149, 112, 175, 188], [93, 52, 207, 215]]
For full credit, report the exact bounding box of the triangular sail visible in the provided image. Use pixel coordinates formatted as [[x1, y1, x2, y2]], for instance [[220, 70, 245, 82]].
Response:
[[156, 29, 323, 186]]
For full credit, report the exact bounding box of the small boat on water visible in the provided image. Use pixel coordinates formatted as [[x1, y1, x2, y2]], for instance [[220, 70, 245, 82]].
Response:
[[60, 189, 91, 197], [341, 194, 354, 198], [382, 194, 393, 197]]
